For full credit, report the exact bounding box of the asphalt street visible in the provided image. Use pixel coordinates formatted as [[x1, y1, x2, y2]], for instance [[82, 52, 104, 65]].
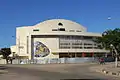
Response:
[[0, 64, 120, 80]]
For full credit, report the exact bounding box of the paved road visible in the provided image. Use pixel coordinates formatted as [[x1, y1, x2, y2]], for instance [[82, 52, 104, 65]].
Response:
[[0, 64, 120, 80]]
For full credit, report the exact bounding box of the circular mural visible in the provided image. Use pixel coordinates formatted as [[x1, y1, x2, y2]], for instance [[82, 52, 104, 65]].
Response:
[[34, 41, 50, 57]]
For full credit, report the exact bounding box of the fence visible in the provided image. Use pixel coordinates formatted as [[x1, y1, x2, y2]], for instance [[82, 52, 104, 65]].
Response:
[[12, 57, 95, 64]]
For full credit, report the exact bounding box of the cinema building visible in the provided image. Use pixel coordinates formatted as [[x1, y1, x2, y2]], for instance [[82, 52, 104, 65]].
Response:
[[10, 19, 109, 59]]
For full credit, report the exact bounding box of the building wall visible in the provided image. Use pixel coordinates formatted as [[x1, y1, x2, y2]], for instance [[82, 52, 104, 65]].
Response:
[[32, 37, 59, 59], [10, 45, 17, 57], [34, 19, 87, 33], [16, 27, 30, 57]]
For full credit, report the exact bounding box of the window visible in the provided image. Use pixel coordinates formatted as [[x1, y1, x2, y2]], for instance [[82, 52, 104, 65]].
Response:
[[58, 23, 63, 26], [52, 28, 65, 31], [76, 30, 81, 32], [84, 47, 93, 49], [58, 28, 65, 31], [94, 47, 99, 49], [59, 36, 84, 49], [33, 29, 39, 31], [86, 53, 92, 57], [83, 36, 93, 39], [60, 46, 70, 49], [72, 47, 82, 49], [69, 30, 75, 32], [52, 29, 58, 31], [72, 43, 82, 45], [84, 43, 92, 45]]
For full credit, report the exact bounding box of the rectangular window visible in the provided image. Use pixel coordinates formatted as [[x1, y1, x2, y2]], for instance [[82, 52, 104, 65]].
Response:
[[69, 30, 75, 32], [59, 28, 65, 31], [52, 29, 58, 31], [83, 36, 93, 39], [76, 30, 81, 32], [72, 47, 82, 49], [72, 43, 82, 45], [84, 43, 93, 45], [33, 29, 39, 31], [84, 47, 93, 49], [60, 46, 70, 49]]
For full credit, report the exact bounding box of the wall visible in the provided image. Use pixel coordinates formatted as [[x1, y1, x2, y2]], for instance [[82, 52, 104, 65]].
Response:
[[16, 27, 31, 57], [10, 45, 17, 57], [0, 59, 6, 64], [32, 37, 59, 59]]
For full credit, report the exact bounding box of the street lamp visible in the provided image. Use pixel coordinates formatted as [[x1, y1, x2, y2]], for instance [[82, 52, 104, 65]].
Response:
[[110, 44, 118, 67]]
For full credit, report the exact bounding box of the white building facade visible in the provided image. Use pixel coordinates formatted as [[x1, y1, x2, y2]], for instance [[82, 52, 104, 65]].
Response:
[[11, 19, 109, 60]]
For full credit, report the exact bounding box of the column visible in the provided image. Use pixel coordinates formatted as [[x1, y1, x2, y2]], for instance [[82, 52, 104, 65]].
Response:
[[75, 53, 77, 57]]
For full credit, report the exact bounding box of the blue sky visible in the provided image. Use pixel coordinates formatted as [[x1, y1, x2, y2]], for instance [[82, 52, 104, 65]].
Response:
[[0, 0, 120, 48]]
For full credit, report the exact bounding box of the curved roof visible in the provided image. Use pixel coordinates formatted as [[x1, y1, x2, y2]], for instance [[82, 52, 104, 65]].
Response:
[[35, 19, 87, 32]]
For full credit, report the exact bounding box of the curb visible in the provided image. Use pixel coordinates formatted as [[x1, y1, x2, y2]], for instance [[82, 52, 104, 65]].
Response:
[[101, 69, 120, 77]]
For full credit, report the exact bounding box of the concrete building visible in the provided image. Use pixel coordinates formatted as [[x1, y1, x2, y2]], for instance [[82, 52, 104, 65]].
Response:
[[10, 19, 109, 59]]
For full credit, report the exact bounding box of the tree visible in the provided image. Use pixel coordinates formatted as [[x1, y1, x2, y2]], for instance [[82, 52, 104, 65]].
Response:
[[0, 48, 11, 63], [95, 28, 120, 56]]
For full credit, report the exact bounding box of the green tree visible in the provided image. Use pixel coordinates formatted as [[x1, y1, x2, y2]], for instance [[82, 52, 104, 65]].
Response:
[[0, 48, 11, 63], [95, 28, 120, 55]]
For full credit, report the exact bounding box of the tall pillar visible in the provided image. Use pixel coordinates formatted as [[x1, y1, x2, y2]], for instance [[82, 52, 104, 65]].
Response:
[[75, 53, 77, 57]]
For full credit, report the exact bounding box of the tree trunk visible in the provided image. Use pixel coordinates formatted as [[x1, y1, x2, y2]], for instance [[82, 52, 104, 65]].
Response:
[[6, 58, 8, 64]]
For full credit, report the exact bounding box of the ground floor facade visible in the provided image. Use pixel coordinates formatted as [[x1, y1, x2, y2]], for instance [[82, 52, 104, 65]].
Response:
[[11, 35, 109, 59]]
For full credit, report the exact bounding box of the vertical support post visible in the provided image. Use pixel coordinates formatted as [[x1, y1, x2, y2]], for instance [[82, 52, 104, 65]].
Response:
[[75, 53, 77, 57]]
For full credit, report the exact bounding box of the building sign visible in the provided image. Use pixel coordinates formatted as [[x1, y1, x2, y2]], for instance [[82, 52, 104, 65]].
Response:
[[34, 41, 50, 57]]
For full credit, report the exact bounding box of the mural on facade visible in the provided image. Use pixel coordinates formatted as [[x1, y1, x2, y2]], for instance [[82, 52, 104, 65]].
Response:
[[34, 41, 50, 57]]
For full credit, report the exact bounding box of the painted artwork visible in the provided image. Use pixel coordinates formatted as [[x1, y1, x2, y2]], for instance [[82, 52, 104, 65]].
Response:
[[34, 41, 50, 57]]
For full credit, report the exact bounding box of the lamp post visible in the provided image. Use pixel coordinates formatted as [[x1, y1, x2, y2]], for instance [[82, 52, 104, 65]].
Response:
[[110, 44, 118, 67]]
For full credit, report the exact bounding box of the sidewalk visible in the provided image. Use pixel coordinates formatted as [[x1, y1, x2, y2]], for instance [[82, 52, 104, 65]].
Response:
[[90, 62, 120, 77]]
